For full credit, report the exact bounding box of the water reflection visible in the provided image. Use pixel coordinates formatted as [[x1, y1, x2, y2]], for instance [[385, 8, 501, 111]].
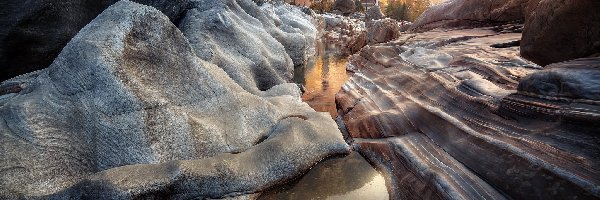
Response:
[[301, 45, 350, 118], [258, 152, 388, 200]]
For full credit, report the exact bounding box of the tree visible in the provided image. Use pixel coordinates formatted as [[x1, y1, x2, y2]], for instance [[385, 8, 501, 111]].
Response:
[[355, 0, 365, 12], [384, 0, 430, 21], [385, 0, 409, 21]]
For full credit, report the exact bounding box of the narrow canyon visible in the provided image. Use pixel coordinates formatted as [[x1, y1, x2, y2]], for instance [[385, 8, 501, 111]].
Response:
[[0, 0, 598, 199]]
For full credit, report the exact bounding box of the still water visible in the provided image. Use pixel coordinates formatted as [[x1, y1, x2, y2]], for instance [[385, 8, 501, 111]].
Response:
[[299, 46, 350, 118], [258, 152, 389, 200]]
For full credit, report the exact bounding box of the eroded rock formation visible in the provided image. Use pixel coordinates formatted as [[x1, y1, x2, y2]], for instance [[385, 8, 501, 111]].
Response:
[[0, 1, 349, 199], [337, 26, 600, 199]]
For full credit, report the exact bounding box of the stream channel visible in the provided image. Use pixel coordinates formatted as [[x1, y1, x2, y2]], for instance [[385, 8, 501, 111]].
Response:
[[258, 42, 389, 199]]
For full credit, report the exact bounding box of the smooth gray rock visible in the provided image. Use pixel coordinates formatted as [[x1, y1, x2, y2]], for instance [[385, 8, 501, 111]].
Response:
[[0, 1, 348, 198], [365, 5, 384, 21], [179, 0, 317, 94]]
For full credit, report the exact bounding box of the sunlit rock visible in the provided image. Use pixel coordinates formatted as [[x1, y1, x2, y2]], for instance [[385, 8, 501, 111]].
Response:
[[366, 18, 402, 44], [337, 26, 599, 199], [409, 0, 536, 32], [322, 13, 367, 56]]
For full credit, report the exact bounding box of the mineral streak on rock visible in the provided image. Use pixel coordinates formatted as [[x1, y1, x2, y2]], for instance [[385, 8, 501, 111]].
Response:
[[0, 1, 349, 198], [336, 27, 600, 199]]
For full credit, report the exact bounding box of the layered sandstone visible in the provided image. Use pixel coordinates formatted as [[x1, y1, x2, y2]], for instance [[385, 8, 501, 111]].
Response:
[[337, 26, 600, 199]]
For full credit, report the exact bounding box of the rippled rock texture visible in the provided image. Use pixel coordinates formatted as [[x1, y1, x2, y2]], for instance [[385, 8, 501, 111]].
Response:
[[181, 0, 319, 93], [0, 1, 349, 199], [337, 26, 600, 199]]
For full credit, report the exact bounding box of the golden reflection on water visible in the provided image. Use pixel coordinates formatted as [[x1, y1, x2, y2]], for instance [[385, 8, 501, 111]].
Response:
[[301, 52, 349, 118], [258, 152, 389, 200]]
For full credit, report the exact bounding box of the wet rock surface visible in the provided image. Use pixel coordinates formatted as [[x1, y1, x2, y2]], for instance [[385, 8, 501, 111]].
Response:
[[0, 1, 349, 199], [336, 26, 600, 199], [258, 152, 388, 200]]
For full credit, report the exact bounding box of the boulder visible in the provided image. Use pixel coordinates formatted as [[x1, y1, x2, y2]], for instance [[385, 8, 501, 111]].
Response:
[[409, 0, 536, 32], [520, 0, 600, 66], [333, 0, 355, 15], [365, 5, 384, 21], [0, 1, 348, 198], [322, 13, 367, 56], [517, 58, 600, 101], [367, 18, 401, 44]]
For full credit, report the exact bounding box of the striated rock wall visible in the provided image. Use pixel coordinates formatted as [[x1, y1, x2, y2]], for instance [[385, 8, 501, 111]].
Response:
[[337, 26, 599, 199], [0, 1, 349, 199]]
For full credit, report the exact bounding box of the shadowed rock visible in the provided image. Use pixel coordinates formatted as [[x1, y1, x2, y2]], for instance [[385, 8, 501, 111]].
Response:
[[520, 0, 600, 66], [365, 5, 384, 21], [322, 13, 367, 56], [333, 0, 356, 15], [0, 1, 348, 198], [0, 0, 197, 82]]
